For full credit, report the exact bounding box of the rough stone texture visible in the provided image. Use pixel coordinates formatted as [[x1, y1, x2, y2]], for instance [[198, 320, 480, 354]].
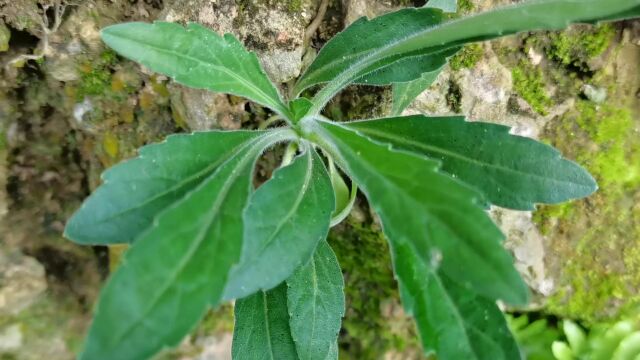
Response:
[[0, 251, 47, 316], [342, 0, 404, 25], [0, 0, 638, 358], [157, 0, 321, 131]]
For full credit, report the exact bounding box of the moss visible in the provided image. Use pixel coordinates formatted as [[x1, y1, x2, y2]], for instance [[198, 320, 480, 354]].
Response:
[[458, 0, 474, 13], [511, 61, 552, 115], [535, 101, 640, 322], [236, 0, 303, 14], [0, 21, 10, 52], [76, 51, 118, 99], [449, 43, 483, 71], [547, 24, 615, 71], [328, 218, 419, 359]]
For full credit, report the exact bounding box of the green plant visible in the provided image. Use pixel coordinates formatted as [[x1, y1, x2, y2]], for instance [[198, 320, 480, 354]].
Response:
[[553, 317, 640, 360], [508, 314, 562, 360], [64, 0, 640, 359]]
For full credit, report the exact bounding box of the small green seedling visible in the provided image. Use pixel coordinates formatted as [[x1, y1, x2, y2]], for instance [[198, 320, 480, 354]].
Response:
[[64, 0, 640, 359]]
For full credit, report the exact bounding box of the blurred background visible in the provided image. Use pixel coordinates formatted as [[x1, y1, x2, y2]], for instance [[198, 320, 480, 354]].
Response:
[[0, 0, 638, 359]]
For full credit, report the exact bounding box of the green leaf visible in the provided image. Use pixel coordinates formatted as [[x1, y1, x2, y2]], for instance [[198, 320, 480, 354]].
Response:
[[354, 47, 459, 86], [224, 145, 334, 300], [232, 283, 299, 360], [391, 69, 442, 115], [393, 240, 521, 359], [101, 22, 290, 118], [297, 0, 640, 114], [347, 115, 597, 210], [293, 8, 444, 95], [79, 131, 289, 360], [563, 320, 587, 355], [65, 130, 294, 245], [304, 118, 528, 305], [327, 158, 349, 217], [290, 98, 314, 123], [425, 0, 457, 13], [287, 241, 345, 360]]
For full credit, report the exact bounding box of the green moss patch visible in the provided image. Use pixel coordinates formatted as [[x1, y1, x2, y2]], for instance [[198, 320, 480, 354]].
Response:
[[512, 61, 553, 115], [449, 43, 483, 71], [535, 101, 640, 322], [329, 218, 419, 359]]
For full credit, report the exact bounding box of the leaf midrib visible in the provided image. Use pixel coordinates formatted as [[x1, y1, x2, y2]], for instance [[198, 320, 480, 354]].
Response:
[[251, 149, 315, 259], [262, 291, 276, 360], [107, 31, 285, 113], [96, 135, 257, 227], [107, 133, 279, 348], [351, 125, 593, 189], [315, 121, 514, 300]]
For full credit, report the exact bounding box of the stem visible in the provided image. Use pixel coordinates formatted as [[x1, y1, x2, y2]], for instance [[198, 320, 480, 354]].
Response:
[[259, 115, 283, 130], [281, 142, 299, 167]]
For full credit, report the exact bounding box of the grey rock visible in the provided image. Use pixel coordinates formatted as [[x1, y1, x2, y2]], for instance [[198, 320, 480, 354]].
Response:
[[342, 0, 401, 25], [160, 0, 320, 129], [161, 0, 319, 83], [582, 84, 607, 104], [0, 324, 22, 351], [0, 251, 47, 316]]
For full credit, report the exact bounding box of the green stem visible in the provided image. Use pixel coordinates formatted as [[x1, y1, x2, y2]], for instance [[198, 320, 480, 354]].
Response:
[[281, 142, 299, 167]]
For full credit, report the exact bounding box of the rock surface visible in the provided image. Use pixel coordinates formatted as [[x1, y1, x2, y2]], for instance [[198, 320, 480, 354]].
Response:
[[0, 0, 638, 358]]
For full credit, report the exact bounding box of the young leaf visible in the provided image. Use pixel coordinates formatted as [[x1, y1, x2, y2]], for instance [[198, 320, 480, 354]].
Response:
[[393, 240, 521, 359], [425, 0, 457, 13], [79, 131, 289, 360], [297, 0, 640, 114], [354, 47, 459, 86], [304, 118, 528, 305], [223, 145, 334, 300], [232, 283, 299, 360], [101, 22, 290, 118], [290, 98, 314, 123], [391, 69, 442, 115], [346, 115, 597, 210], [65, 130, 294, 245], [292, 8, 444, 95], [287, 241, 345, 360]]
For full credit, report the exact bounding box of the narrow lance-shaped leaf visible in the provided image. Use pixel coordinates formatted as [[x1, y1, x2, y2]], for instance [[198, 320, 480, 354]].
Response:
[[79, 130, 291, 360], [101, 22, 290, 118], [65, 130, 285, 245], [287, 241, 345, 360], [304, 118, 528, 305], [293, 8, 445, 96], [347, 115, 597, 210], [297, 0, 640, 114], [391, 69, 442, 116], [224, 145, 334, 300], [393, 239, 521, 359], [232, 283, 299, 360]]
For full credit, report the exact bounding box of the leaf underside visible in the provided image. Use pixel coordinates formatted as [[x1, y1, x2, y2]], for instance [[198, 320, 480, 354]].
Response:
[[347, 115, 597, 210], [224, 146, 334, 300]]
